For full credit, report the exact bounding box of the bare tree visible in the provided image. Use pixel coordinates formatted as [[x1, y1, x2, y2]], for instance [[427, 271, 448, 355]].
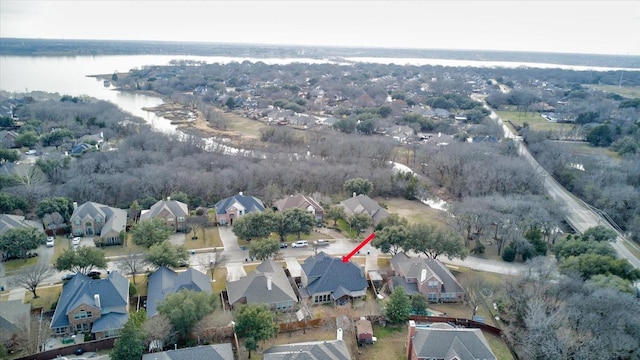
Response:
[[12, 263, 52, 299], [42, 212, 64, 234], [198, 249, 227, 281], [119, 252, 146, 284], [460, 274, 492, 317], [141, 314, 175, 350]]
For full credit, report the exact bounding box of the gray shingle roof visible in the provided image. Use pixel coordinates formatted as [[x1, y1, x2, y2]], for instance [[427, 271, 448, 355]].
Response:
[[412, 326, 496, 360], [146, 267, 212, 318], [214, 194, 265, 215], [390, 276, 419, 296], [0, 299, 31, 332], [226, 259, 297, 306], [0, 214, 44, 236], [91, 312, 129, 333], [274, 195, 324, 214], [263, 340, 351, 360], [391, 252, 464, 295], [301, 252, 367, 297], [51, 272, 129, 329], [140, 200, 188, 221], [339, 195, 388, 226], [141, 343, 234, 360]]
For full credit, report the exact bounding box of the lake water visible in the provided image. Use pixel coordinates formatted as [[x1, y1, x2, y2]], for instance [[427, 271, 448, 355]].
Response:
[[1, 54, 638, 134]]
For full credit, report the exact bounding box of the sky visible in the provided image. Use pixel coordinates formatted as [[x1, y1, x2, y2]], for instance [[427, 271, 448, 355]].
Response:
[[1, 0, 639, 55]]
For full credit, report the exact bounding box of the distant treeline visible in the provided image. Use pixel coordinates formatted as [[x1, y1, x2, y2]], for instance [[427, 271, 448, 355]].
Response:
[[1, 37, 639, 69]]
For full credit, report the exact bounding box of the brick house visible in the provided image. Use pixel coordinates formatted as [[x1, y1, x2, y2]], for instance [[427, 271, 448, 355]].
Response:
[[390, 252, 464, 303]]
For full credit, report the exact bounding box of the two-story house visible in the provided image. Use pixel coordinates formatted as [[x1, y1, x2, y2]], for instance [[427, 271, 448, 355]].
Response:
[[146, 267, 212, 318], [390, 252, 464, 303], [50, 272, 129, 340], [70, 202, 127, 245], [139, 198, 189, 232], [301, 252, 367, 305], [214, 192, 265, 226], [274, 194, 324, 223]]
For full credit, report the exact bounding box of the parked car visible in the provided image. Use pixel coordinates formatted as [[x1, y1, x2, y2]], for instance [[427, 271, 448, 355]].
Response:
[[279, 242, 288, 248], [62, 273, 75, 281], [87, 271, 101, 278], [291, 240, 308, 248], [313, 239, 330, 247], [72, 237, 81, 246], [74, 348, 84, 355], [46, 236, 55, 247]]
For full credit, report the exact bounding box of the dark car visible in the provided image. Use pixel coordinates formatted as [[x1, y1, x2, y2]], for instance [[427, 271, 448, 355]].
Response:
[[87, 270, 101, 278], [62, 273, 75, 281], [279, 242, 288, 248], [74, 348, 85, 355]]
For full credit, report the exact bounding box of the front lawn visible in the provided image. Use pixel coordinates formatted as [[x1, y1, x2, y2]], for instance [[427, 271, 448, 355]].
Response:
[[184, 227, 223, 249], [24, 284, 62, 311]]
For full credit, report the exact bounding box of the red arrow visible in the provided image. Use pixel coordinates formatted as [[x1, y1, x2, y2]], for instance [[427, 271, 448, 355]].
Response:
[[342, 233, 376, 262]]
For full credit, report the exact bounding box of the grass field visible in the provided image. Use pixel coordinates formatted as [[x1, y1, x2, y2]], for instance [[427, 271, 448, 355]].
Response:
[[224, 111, 266, 138], [376, 197, 449, 227], [587, 84, 640, 98], [2, 256, 39, 272], [496, 110, 566, 131], [184, 227, 223, 249], [24, 284, 62, 311]]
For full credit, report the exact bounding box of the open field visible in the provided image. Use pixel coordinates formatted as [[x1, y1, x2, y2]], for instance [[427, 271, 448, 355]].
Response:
[[558, 140, 619, 159], [2, 256, 39, 273], [587, 84, 640, 98], [496, 111, 566, 131], [360, 325, 406, 360], [224, 111, 266, 138], [375, 197, 449, 227]]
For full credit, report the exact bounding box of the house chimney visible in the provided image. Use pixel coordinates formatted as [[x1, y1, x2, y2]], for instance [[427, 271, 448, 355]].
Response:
[[94, 294, 101, 308], [337, 328, 343, 341], [352, 192, 356, 198], [167, 196, 171, 202], [420, 269, 427, 283], [73, 202, 78, 210], [407, 320, 416, 360], [239, 191, 243, 196], [267, 275, 272, 291]]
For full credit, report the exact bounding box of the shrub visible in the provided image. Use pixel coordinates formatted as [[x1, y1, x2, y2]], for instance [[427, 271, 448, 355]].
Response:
[[502, 247, 516, 262]]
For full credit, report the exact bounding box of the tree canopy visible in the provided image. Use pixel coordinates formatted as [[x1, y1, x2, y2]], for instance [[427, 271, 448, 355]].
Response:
[[283, 208, 315, 239], [232, 211, 277, 241], [372, 225, 409, 255], [145, 240, 188, 269], [385, 287, 411, 324], [249, 239, 280, 260], [343, 177, 373, 196], [406, 223, 468, 260], [234, 304, 279, 359], [157, 289, 217, 338], [130, 218, 174, 247], [54, 246, 107, 274], [0, 227, 45, 261], [110, 310, 146, 360]]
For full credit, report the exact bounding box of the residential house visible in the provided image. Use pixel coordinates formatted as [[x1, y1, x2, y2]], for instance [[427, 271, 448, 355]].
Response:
[[140, 198, 189, 232], [0, 214, 44, 237], [69, 142, 95, 155], [70, 202, 127, 245], [390, 252, 464, 303], [340, 194, 389, 227], [214, 192, 265, 226], [226, 259, 297, 311], [263, 328, 351, 360], [0, 299, 31, 345], [389, 125, 414, 142], [0, 130, 19, 149], [274, 194, 324, 223], [434, 108, 452, 119], [301, 252, 367, 305], [50, 272, 129, 339], [146, 267, 212, 318], [141, 343, 234, 360], [406, 321, 496, 360]]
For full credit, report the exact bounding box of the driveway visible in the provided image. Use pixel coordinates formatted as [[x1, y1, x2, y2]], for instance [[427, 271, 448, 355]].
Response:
[[218, 226, 240, 251], [225, 262, 247, 282]]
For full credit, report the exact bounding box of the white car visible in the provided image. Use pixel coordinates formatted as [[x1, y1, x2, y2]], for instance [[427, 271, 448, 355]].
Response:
[[313, 239, 330, 247], [291, 240, 308, 248], [72, 237, 81, 246], [46, 236, 55, 247]]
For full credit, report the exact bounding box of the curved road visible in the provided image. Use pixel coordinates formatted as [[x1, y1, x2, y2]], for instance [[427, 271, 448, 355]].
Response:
[[486, 107, 640, 269]]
